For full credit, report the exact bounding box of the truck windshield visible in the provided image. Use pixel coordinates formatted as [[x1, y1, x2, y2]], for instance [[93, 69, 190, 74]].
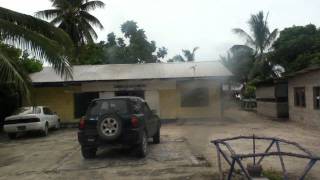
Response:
[[87, 99, 128, 117]]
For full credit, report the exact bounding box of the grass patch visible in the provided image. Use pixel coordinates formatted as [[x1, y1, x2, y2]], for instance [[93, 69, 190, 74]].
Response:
[[262, 169, 283, 180]]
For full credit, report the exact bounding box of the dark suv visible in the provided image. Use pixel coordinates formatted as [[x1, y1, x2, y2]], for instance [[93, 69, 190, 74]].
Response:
[[78, 97, 161, 159]]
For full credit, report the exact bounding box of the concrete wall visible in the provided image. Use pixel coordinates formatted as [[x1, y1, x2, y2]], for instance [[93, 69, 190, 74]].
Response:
[[288, 70, 320, 128], [256, 84, 288, 119], [31, 78, 223, 122], [31, 86, 80, 122], [82, 80, 174, 117], [176, 80, 221, 119], [145, 90, 160, 115], [256, 86, 275, 99], [257, 101, 288, 118], [257, 101, 277, 118], [159, 90, 177, 119]]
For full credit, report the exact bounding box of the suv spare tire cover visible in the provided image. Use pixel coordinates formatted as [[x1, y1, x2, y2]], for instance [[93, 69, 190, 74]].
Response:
[[97, 113, 123, 141]]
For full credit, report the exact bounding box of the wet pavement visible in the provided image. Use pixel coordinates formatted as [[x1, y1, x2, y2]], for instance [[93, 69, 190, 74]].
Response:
[[1, 107, 320, 179], [0, 128, 214, 180]]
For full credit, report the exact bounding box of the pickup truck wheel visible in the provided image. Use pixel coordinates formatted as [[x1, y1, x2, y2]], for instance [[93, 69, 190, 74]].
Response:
[[97, 114, 122, 141], [41, 123, 49, 137], [136, 131, 148, 158], [153, 128, 160, 144], [8, 133, 17, 139], [81, 146, 97, 159]]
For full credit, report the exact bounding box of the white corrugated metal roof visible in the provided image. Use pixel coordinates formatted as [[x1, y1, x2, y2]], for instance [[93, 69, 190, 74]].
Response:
[[30, 61, 232, 83]]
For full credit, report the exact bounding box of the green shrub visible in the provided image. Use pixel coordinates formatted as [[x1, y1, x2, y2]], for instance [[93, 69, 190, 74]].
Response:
[[242, 85, 256, 99], [262, 169, 283, 180]]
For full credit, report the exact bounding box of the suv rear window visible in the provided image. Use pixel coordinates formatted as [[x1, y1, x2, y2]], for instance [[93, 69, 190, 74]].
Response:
[[86, 99, 128, 117]]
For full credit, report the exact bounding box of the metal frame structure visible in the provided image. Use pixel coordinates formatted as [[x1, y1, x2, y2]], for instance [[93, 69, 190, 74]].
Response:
[[211, 135, 320, 180]]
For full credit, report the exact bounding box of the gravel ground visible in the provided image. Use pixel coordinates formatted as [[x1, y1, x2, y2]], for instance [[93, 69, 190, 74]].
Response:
[[0, 106, 319, 179]]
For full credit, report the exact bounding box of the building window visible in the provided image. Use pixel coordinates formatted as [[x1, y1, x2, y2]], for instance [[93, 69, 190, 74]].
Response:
[[314, 87, 320, 110], [181, 88, 209, 107], [294, 87, 306, 107]]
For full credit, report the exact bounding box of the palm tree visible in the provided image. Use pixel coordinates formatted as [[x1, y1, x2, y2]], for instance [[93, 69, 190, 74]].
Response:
[[168, 47, 199, 62], [233, 11, 278, 58], [36, 0, 105, 47], [233, 11, 278, 79], [0, 7, 73, 99], [182, 47, 199, 62]]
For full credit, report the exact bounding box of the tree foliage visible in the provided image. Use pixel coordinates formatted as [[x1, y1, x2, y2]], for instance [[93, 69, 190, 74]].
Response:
[[36, 0, 105, 47], [0, 43, 43, 74], [233, 11, 278, 56], [168, 47, 199, 62], [270, 24, 320, 74], [232, 11, 278, 82], [220, 45, 254, 83], [0, 7, 73, 98], [78, 21, 167, 64]]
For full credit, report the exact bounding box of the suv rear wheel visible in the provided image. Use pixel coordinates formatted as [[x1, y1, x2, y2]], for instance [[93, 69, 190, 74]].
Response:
[[97, 114, 122, 141], [136, 131, 148, 158], [81, 146, 97, 159]]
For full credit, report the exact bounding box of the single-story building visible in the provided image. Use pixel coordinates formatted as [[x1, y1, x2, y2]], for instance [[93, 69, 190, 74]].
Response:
[[287, 66, 320, 128], [255, 79, 288, 119], [29, 61, 232, 123]]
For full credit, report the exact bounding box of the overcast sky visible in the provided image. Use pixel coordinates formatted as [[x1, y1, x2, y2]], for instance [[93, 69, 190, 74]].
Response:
[[1, 0, 320, 61]]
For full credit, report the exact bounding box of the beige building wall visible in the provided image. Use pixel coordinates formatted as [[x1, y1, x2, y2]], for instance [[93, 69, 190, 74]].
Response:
[[159, 90, 178, 119], [288, 70, 320, 128], [31, 86, 80, 122], [257, 101, 277, 118], [31, 79, 223, 122], [256, 86, 275, 99], [176, 80, 221, 119]]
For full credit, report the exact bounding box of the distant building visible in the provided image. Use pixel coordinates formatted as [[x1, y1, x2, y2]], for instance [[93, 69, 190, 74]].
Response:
[[29, 62, 232, 123], [255, 79, 288, 119], [287, 67, 320, 127], [255, 66, 320, 127]]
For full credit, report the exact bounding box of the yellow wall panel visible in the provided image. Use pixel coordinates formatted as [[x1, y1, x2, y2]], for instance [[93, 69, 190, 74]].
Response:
[[30, 86, 80, 122], [159, 90, 177, 119]]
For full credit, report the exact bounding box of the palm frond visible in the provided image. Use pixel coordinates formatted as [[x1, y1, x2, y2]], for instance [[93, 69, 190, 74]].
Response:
[[0, 49, 30, 100], [80, 11, 104, 29], [50, 16, 63, 26], [81, 0, 105, 11], [35, 9, 61, 20], [170, 55, 185, 62], [264, 29, 278, 49], [248, 11, 270, 53], [232, 28, 255, 47], [192, 46, 199, 54], [80, 19, 98, 40], [0, 19, 72, 79], [52, 0, 71, 9], [0, 7, 73, 51]]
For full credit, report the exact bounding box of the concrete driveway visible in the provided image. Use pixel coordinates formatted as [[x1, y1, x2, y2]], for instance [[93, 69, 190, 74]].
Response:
[[0, 128, 213, 180], [0, 107, 320, 179]]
